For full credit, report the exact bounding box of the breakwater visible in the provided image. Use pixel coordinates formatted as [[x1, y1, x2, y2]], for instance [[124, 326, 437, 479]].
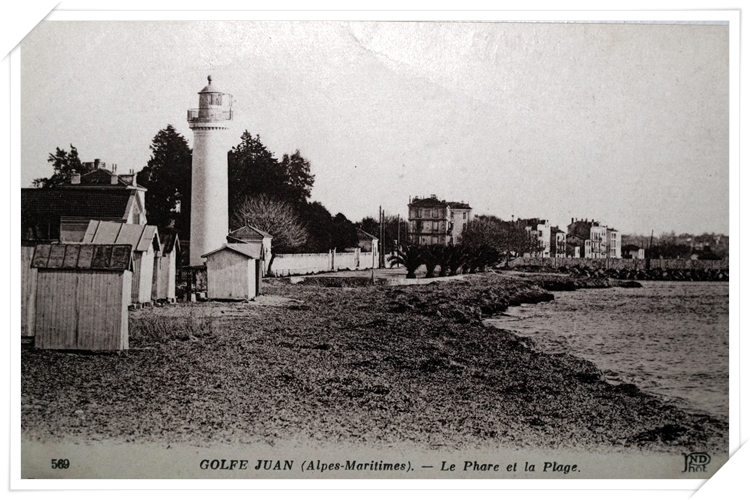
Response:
[[510, 256, 728, 272], [511, 262, 728, 281]]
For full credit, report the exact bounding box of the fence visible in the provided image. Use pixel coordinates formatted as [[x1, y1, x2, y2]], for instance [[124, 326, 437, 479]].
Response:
[[508, 256, 729, 271], [270, 249, 377, 277], [21, 245, 37, 337]]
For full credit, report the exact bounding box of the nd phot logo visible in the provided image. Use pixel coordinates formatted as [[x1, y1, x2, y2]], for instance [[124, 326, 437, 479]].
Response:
[[682, 452, 711, 473]]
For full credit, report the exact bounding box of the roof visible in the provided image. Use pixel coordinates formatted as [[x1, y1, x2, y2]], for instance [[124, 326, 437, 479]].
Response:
[[199, 76, 222, 94], [159, 228, 180, 254], [409, 197, 448, 208], [202, 243, 261, 260], [66, 169, 135, 187], [22, 188, 132, 220], [409, 196, 471, 209], [227, 225, 273, 243], [31, 243, 133, 271], [357, 228, 378, 241], [82, 220, 161, 253]]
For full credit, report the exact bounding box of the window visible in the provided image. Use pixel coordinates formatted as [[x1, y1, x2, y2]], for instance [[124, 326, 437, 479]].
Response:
[[463, 212, 467, 220]]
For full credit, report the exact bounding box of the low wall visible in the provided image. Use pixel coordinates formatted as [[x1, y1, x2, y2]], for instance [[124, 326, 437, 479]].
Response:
[[270, 250, 377, 277], [509, 256, 729, 271]]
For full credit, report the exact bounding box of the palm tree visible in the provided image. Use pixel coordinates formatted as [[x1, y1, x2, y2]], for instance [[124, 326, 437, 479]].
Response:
[[388, 245, 425, 279], [445, 244, 469, 276], [423, 244, 443, 278]]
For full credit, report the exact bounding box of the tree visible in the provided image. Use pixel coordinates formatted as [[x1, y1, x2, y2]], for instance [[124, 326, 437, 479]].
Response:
[[388, 245, 425, 279], [331, 213, 358, 251], [422, 245, 444, 278], [228, 132, 285, 214], [232, 194, 308, 273], [356, 214, 408, 255], [33, 145, 90, 188], [136, 125, 193, 239], [280, 150, 315, 207], [228, 132, 316, 214], [296, 201, 334, 253]]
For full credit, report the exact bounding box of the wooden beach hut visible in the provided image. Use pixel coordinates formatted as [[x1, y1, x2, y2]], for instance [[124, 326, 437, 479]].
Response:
[[152, 228, 180, 302], [226, 225, 272, 276], [31, 243, 133, 351], [202, 243, 262, 300], [82, 220, 160, 305]]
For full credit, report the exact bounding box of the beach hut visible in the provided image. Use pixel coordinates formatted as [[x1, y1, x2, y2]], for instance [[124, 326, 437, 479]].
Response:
[[202, 243, 262, 300], [152, 228, 180, 302], [31, 243, 133, 350], [226, 225, 273, 275], [82, 220, 161, 305]]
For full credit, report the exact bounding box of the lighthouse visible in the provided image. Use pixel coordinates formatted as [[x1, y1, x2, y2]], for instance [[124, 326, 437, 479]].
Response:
[[187, 76, 234, 266]]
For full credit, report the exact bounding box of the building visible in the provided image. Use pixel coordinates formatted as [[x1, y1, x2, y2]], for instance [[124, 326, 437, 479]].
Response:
[[622, 244, 645, 259], [31, 243, 133, 351], [226, 225, 273, 275], [21, 165, 147, 243], [566, 218, 620, 259], [550, 226, 567, 258], [606, 227, 622, 259], [188, 76, 234, 266], [202, 244, 262, 300], [518, 218, 551, 257], [407, 195, 472, 245], [82, 220, 161, 305]]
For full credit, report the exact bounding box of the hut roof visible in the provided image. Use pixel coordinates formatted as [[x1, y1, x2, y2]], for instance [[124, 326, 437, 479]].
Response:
[[357, 228, 378, 241], [31, 243, 133, 271], [227, 225, 273, 243], [82, 220, 161, 253], [159, 228, 181, 254], [202, 243, 262, 260]]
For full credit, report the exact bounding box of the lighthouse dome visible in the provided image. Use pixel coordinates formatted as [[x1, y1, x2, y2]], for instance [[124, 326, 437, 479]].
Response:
[[199, 75, 221, 94]]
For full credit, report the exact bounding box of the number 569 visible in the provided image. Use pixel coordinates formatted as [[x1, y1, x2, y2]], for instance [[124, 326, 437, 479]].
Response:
[[51, 459, 70, 469]]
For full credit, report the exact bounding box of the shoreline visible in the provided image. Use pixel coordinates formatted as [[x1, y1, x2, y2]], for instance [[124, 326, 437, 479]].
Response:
[[21, 272, 728, 456]]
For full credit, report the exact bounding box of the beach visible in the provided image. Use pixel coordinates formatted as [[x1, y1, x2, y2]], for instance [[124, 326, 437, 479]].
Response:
[[20, 271, 728, 456]]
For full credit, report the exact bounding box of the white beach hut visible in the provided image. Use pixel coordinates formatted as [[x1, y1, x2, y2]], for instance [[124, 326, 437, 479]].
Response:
[[31, 243, 133, 350], [82, 220, 161, 305], [202, 243, 262, 300]]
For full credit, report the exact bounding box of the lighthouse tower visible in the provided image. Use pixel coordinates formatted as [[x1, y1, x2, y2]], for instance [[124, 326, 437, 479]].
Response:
[[187, 76, 233, 266]]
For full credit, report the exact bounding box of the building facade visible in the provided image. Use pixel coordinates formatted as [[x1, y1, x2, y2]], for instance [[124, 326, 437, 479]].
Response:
[[550, 226, 567, 258], [518, 218, 551, 257], [407, 195, 472, 245], [566, 218, 621, 259]]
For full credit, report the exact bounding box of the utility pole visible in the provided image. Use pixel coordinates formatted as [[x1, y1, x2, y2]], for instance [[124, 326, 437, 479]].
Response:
[[379, 206, 384, 269]]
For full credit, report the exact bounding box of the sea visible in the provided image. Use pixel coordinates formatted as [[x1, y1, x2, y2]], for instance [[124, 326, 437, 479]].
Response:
[[485, 281, 729, 420]]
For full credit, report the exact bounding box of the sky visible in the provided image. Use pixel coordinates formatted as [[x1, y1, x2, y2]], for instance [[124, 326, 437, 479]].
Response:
[[20, 20, 729, 236]]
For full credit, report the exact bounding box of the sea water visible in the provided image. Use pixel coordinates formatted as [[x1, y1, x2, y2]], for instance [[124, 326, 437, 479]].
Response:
[[485, 281, 729, 420]]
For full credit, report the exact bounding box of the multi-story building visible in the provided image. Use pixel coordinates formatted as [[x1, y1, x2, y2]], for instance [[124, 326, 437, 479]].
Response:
[[21, 163, 147, 243], [566, 218, 620, 259], [606, 227, 621, 259], [518, 218, 551, 257], [407, 195, 472, 245], [550, 226, 567, 258]]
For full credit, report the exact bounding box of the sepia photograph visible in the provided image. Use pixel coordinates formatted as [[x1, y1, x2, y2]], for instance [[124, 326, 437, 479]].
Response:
[[16, 12, 735, 484]]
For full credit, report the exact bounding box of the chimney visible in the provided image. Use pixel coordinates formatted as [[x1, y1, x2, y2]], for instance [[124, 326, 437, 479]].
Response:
[[71, 171, 80, 185], [94, 158, 101, 169], [110, 172, 119, 185]]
